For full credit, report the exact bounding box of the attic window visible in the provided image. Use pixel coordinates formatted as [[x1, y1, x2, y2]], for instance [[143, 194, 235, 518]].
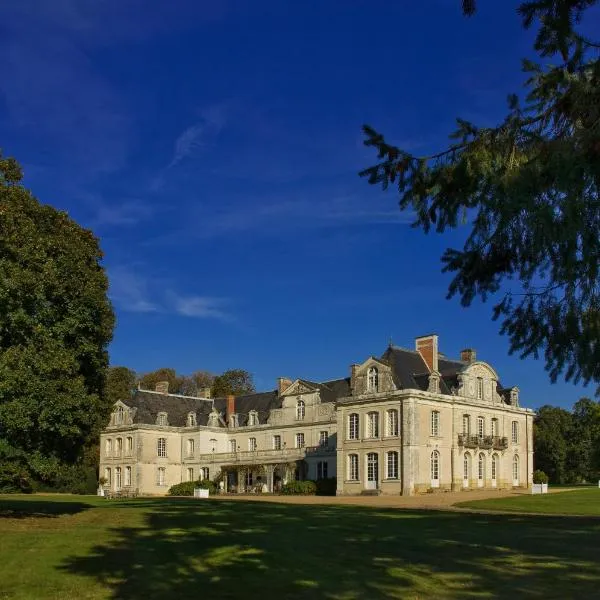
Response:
[[208, 412, 220, 427], [114, 406, 125, 425], [367, 367, 379, 392], [296, 400, 305, 420], [248, 411, 258, 426], [187, 412, 197, 427], [229, 414, 238, 428], [156, 412, 168, 426]]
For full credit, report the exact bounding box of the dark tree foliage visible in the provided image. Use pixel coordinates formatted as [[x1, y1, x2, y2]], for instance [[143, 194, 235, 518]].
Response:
[[106, 366, 137, 405], [361, 0, 600, 392], [138, 368, 183, 394], [211, 369, 255, 397], [0, 150, 115, 482]]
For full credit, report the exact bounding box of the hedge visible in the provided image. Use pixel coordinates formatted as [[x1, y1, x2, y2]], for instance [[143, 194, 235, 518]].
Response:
[[168, 479, 218, 496], [281, 480, 317, 495]]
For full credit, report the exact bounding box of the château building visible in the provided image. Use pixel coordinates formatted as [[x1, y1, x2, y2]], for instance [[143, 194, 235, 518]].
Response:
[[100, 334, 534, 496]]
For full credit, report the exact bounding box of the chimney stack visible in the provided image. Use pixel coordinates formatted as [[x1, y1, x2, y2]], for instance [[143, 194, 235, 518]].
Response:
[[155, 381, 169, 395], [226, 394, 235, 420], [416, 334, 439, 373], [277, 377, 292, 395], [460, 348, 477, 363], [199, 386, 212, 398]]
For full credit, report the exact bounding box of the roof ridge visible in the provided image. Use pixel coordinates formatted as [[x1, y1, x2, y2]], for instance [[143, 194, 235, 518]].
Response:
[[137, 388, 213, 402]]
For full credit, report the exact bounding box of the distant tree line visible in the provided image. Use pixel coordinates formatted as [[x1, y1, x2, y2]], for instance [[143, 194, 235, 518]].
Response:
[[106, 366, 256, 405], [535, 398, 600, 484]]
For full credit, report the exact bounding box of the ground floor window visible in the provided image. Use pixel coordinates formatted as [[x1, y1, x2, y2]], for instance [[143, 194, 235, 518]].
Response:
[[317, 461, 328, 479], [104, 467, 111, 486], [478, 453, 485, 486], [187, 468, 194, 482], [348, 454, 359, 481], [386, 451, 398, 479], [463, 452, 471, 486], [115, 467, 122, 490], [491, 454, 498, 482], [513, 455, 520, 485], [201, 467, 210, 480], [157, 467, 165, 486], [246, 471, 253, 487], [125, 466, 132, 487], [431, 451, 440, 486]]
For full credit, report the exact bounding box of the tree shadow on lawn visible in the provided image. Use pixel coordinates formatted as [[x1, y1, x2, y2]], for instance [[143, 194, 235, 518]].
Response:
[[60, 498, 600, 599], [0, 497, 93, 519]]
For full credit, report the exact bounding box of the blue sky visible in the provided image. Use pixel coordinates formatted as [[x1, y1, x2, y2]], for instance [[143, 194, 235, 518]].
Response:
[[0, 0, 594, 409]]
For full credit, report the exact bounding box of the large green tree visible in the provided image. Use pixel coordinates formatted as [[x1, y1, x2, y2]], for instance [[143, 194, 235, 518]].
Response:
[[105, 366, 137, 405], [534, 405, 573, 483], [0, 151, 114, 480], [362, 0, 600, 392], [211, 369, 255, 397], [138, 368, 183, 394]]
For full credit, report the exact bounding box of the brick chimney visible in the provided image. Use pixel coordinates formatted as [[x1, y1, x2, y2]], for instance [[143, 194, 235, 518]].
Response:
[[155, 381, 169, 394], [460, 348, 477, 363], [226, 394, 235, 420], [277, 377, 292, 395], [416, 334, 438, 373]]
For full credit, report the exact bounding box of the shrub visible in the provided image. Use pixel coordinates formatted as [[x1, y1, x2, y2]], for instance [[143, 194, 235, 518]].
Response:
[[34, 464, 97, 495], [533, 470, 549, 484], [196, 479, 217, 495], [0, 460, 33, 493], [315, 477, 337, 496], [167, 481, 196, 496], [281, 480, 317, 495]]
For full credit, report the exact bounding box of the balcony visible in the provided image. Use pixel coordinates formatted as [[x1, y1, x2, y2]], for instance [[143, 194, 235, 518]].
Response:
[[458, 434, 508, 451]]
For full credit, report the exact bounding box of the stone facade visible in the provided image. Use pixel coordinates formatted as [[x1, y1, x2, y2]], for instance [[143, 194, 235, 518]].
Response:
[[99, 334, 534, 496]]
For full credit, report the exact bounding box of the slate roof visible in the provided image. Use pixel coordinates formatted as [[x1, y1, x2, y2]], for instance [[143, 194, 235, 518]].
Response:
[[125, 390, 215, 426]]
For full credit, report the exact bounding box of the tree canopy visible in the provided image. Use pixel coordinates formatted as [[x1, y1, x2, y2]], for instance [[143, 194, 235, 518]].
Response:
[[361, 0, 600, 392], [0, 151, 114, 481], [138, 368, 183, 394], [105, 366, 137, 405], [211, 369, 255, 397]]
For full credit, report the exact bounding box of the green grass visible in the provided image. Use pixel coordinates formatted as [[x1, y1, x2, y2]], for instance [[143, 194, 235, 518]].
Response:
[[457, 488, 600, 516], [1, 494, 599, 599]]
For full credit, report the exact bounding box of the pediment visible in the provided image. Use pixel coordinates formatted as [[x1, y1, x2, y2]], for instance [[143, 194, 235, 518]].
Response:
[[462, 361, 499, 381], [356, 356, 390, 372], [280, 379, 319, 397]]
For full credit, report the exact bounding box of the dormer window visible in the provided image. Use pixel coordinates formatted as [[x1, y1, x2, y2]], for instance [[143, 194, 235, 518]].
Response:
[[248, 411, 258, 426], [114, 406, 125, 425], [367, 367, 379, 392], [477, 377, 484, 400], [208, 412, 220, 427], [156, 412, 168, 426], [187, 412, 197, 427], [229, 414, 238, 428], [296, 400, 305, 420], [510, 388, 519, 406]]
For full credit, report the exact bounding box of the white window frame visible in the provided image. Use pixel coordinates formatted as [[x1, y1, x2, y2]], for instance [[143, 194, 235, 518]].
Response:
[[295, 432, 305, 448], [348, 413, 359, 440], [477, 416, 485, 438], [512, 421, 519, 444], [491, 418, 498, 437], [463, 452, 471, 487], [125, 436, 133, 456], [431, 450, 440, 487], [512, 455, 520, 485], [248, 411, 258, 426], [491, 454, 498, 487], [386, 451, 398, 479], [273, 435, 281, 450], [157, 467, 166, 486], [187, 467, 194, 482], [319, 431, 328, 446], [477, 377, 484, 400], [296, 400, 305, 420], [115, 406, 125, 425], [462, 415, 471, 435], [478, 453, 485, 487], [386, 409, 399, 436], [248, 437, 257, 451], [367, 366, 379, 392], [366, 411, 379, 438], [157, 437, 167, 458], [431, 411, 440, 437], [187, 438, 195, 457], [104, 467, 111, 486], [229, 439, 237, 453], [115, 437, 122, 457], [105, 438, 112, 457], [200, 467, 210, 480], [348, 454, 359, 481], [157, 412, 168, 426], [124, 466, 132, 487], [114, 467, 122, 490]]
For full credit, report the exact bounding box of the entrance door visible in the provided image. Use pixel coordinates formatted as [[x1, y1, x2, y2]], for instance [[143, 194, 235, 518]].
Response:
[[477, 453, 485, 488], [366, 453, 378, 490], [512, 455, 520, 487], [463, 453, 471, 488], [491, 454, 498, 488]]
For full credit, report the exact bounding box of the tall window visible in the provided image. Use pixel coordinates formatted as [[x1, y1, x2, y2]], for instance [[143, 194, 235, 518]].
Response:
[[115, 437, 122, 457], [201, 467, 210, 480], [115, 467, 122, 490], [296, 400, 305, 420], [367, 366, 379, 392], [125, 436, 133, 455], [187, 412, 197, 427], [317, 461, 328, 479], [477, 377, 484, 400], [431, 411, 440, 437], [229, 439, 237, 453], [115, 406, 125, 425], [187, 439, 195, 457], [105, 438, 112, 457], [104, 467, 111, 486], [491, 418, 498, 437], [125, 466, 132, 487], [512, 455, 520, 483], [387, 409, 399, 436], [157, 438, 167, 457], [386, 451, 399, 479], [462, 415, 471, 435], [157, 467, 165, 486], [367, 412, 379, 438], [295, 433, 305, 448], [491, 454, 498, 482], [156, 412, 168, 426], [511, 421, 519, 443], [431, 451, 440, 482], [230, 414, 238, 428], [319, 431, 329, 446], [248, 412, 258, 426], [348, 454, 359, 480], [248, 437, 257, 451], [463, 453, 471, 483], [273, 435, 282, 450], [477, 416, 485, 438], [348, 413, 359, 440], [187, 468, 194, 482], [478, 453, 485, 482]]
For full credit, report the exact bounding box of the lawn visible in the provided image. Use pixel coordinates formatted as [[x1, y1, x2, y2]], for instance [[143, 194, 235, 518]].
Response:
[[457, 488, 600, 516], [1, 494, 599, 599]]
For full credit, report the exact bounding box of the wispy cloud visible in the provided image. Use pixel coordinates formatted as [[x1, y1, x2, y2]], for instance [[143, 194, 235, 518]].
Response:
[[108, 265, 233, 321]]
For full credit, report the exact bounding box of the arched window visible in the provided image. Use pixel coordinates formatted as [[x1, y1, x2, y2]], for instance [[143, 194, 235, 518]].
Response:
[[115, 406, 125, 425], [248, 411, 258, 426], [367, 412, 379, 438], [386, 409, 399, 436], [367, 367, 379, 392], [386, 451, 399, 479], [431, 451, 440, 487], [348, 413, 359, 440], [463, 452, 471, 486], [478, 453, 485, 487], [348, 454, 359, 480], [491, 454, 499, 486], [125, 466, 132, 487], [512, 455, 520, 485], [511, 421, 519, 444], [296, 400, 305, 420], [431, 411, 440, 437]]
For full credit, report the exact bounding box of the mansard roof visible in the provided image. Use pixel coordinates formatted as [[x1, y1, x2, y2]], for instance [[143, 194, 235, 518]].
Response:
[[124, 390, 214, 426]]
